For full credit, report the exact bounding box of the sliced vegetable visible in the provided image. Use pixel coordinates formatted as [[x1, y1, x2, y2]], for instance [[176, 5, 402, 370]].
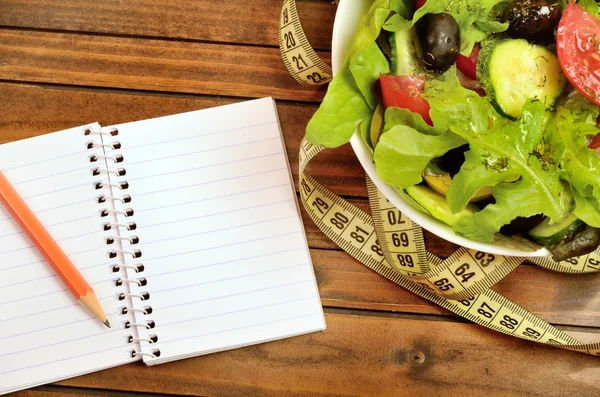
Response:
[[477, 38, 566, 118], [404, 184, 478, 226], [417, 13, 461, 73], [379, 74, 433, 125], [504, 0, 561, 43], [456, 44, 479, 80], [528, 213, 586, 245], [589, 133, 600, 149], [389, 28, 423, 75], [415, 0, 427, 9], [556, 2, 600, 107]]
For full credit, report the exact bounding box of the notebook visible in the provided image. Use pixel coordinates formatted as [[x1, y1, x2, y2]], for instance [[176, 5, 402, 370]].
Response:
[[0, 98, 326, 395]]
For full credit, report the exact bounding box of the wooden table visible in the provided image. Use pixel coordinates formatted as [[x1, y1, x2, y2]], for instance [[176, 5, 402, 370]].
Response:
[[2, 1, 600, 396]]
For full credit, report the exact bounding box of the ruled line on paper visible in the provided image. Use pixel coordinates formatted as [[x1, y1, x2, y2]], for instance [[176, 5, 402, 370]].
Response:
[[140, 198, 294, 231], [126, 152, 284, 183], [154, 279, 312, 312], [0, 149, 86, 172], [153, 311, 322, 349], [138, 230, 302, 265], [0, 228, 104, 257], [150, 262, 309, 296], [0, 309, 118, 344], [0, 343, 127, 376], [158, 296, 316, 330], [0, 197, 91, 222], [0, 243, 107, 274], [0, 327, 123, 359], [11, 164, 91, 187], [134, 167, 288, 199], [125, 136, 280, 168], [135, 183, 289, 213], [121, 120, 278, 152], [20, 180, 94, 200], [0, 211, 97, 238]]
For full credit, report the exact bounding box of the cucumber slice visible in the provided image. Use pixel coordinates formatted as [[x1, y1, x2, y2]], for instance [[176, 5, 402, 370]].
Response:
[[528, 214, 586, 246], [390, 27, 423, 76], [477, 39, 566, 119], [404, 184, 478, 227]]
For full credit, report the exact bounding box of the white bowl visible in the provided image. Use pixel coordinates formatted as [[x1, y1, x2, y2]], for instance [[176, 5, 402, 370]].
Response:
[[331, 0, 550, 257]]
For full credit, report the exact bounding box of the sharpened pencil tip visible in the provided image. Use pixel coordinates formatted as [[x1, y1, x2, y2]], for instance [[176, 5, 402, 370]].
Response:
[[104, 320, 111, 328]]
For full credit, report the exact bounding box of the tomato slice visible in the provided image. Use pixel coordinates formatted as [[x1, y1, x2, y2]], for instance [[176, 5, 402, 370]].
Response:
[[456, 44, 479, 80], [379, 74, 433, 126], [557, 3, 600, 106], [589, 133, 600, 149], [415, 0, 427, 9]]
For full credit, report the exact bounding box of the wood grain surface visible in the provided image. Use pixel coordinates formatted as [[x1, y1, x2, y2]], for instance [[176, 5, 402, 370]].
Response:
[[2, 0, 600, 396]]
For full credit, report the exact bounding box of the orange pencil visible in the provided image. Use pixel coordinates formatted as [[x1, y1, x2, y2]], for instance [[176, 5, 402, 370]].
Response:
[[0, 170, 110, 328]]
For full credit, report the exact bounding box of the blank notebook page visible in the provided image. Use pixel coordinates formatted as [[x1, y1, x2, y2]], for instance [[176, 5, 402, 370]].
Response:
[[108, 98, 325, 364], [0, 125, 137, 394]]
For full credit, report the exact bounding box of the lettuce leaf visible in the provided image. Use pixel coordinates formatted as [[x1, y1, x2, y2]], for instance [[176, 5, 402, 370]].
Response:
[[305, 59, 373, 147], [306, 0, 391, 147], [374, 125, 466, 188], [546, 92, 600, 226], [574, 189, 600, 227], [424, 70, 572, 243], [383, 106, 447, 136], [383, 0, 510, 55], [571, 0, 600, 19]]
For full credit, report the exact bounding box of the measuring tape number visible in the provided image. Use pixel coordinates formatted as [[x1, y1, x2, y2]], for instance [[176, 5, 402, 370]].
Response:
[[281, 0, 600, 356]]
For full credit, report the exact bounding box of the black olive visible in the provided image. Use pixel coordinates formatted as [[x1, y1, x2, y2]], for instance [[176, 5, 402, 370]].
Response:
[[417, 13, 460, 73], [504, 0, 561, 44]]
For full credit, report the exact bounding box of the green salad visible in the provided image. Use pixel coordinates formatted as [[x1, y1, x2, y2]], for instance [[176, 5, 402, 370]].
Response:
[[307, 0, 600, 261]]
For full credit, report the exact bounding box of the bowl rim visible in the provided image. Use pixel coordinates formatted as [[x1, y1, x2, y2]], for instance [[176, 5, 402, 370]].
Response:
[[330, 0, 550, 257]]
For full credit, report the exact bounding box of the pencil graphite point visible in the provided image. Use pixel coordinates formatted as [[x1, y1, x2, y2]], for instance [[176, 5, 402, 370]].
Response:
[[104, 320, 111, 328]]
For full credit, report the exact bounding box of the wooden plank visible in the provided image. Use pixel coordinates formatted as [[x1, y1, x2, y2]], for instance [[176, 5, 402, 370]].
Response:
[[0, 0, 336, 50], [11, 386, 147, 397], [312, 249, 600, 327], [0, 29, 330, 102], [53, 312, 600, 397], [0, 82, 364, 198]]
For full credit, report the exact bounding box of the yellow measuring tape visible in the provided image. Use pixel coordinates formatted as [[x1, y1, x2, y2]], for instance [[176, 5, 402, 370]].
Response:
[[280, 0, 600, 356]]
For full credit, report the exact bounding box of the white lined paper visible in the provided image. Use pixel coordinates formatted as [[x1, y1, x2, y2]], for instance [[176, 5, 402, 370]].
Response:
[[106, 98, 325, 364], [0, 124, 137, 395]]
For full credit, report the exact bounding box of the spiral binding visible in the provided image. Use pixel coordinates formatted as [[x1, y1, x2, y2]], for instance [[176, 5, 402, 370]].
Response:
[[84, 126, 161, 359]]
